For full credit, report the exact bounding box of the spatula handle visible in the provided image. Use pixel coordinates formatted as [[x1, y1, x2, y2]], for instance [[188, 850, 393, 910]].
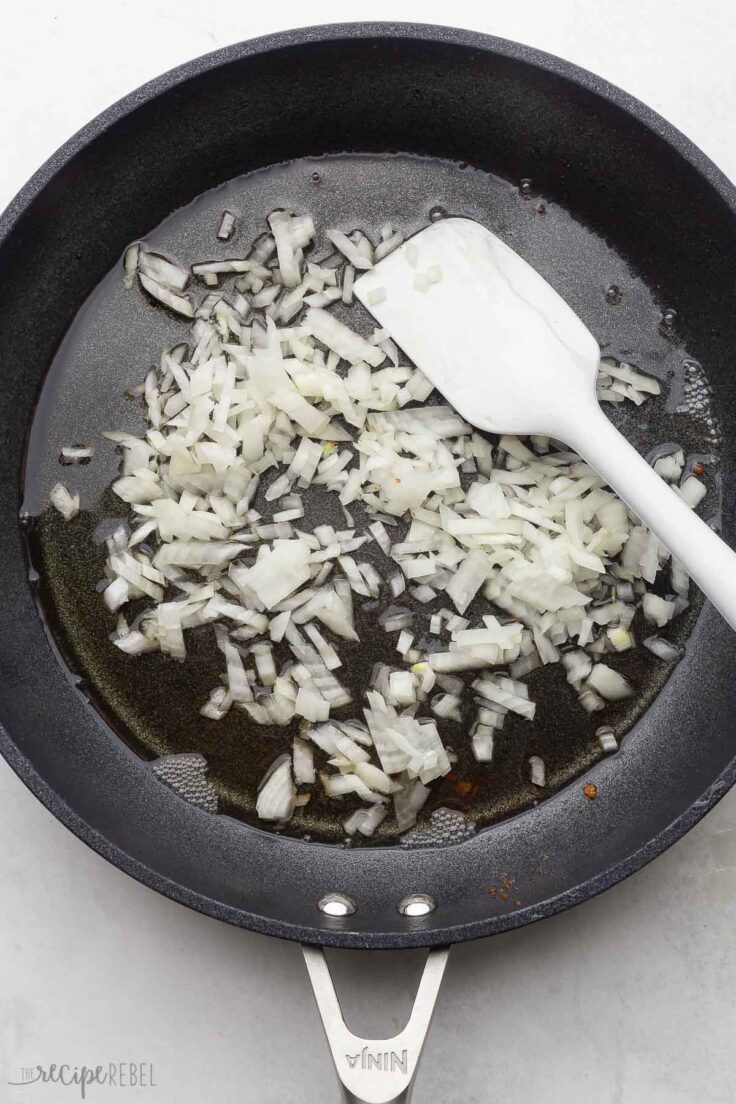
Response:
[[564, 404, 736, 631]]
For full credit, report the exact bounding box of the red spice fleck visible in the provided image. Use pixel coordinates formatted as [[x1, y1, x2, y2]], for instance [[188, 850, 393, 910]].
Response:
[[455, 780, 473, 798], [499, 890, 510, 901], [487, 886, 497, 897], [583, 782, 598, 800], [693, 462, 705, 476]]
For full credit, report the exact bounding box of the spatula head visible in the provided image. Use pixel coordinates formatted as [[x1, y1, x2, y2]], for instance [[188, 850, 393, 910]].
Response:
[[354, 218, 601, 437]]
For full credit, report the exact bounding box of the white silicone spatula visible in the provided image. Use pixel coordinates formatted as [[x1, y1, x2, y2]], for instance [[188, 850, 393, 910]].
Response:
[[355, 217, 736, 629]]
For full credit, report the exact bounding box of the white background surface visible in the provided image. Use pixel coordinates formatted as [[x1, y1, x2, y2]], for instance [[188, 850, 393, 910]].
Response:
[[2, 2, 736, 1101]]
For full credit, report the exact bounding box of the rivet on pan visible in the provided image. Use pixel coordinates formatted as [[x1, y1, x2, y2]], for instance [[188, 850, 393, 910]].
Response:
[[397, 894, 436, 918], [519, 177, 533, 196], [318, 893, 356, 917], [605, 284, 622, 304], [662, 307, 677, 326], [429, 205, 446, 222]]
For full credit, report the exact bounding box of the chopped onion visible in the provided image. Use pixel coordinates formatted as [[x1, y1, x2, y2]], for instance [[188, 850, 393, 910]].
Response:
[[643, 635, 681, 661], [389, 572, 406, 598], [596, 725, 619, 753], [394, 780, 430, 832], [200, 685, 232, 720], [446, 549, 489, 614], [474, 675, 535, 720], [378, 605, 413, 633], [50, 482, 79, 520], [472, 728, 494, 762], [677, 476, 707, 509], [256, 757, 296, 821], [642, 593, 676, 628], [217, 211, 236, 241], [305, 307, 385, 367], [431, 692, 462, 721], [586, 663, 633, 701], [60, 445, 95, 465], [139, 250, 189, 291], [123, 242, 141, 288], [304, 623, 341, 669], [529, 756, 546, 787], [369, 520, 392, 554], [326, 229, 373, 270], [293, 737, 315, 784], [652, 447, 684, 483], [138, 272, 194, 317], [90, 212, 703, 837]]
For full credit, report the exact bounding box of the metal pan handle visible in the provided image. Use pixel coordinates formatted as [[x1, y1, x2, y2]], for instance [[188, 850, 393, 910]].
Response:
[[302, 944, 450, 1104]]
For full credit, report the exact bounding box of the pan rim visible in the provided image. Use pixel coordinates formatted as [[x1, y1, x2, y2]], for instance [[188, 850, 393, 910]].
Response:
[[2, 21, 736, 949]]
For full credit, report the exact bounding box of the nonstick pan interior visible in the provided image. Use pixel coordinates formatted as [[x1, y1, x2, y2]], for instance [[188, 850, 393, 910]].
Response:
[[23, 151, 715, 844], [2, 25, 736, 946]]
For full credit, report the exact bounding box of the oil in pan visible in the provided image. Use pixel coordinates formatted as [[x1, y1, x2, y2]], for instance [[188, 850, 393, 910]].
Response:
[[21, 152, 720, 844]]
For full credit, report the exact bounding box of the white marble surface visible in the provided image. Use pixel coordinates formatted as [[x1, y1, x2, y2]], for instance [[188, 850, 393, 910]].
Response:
[[2, 2, 736, 1101]]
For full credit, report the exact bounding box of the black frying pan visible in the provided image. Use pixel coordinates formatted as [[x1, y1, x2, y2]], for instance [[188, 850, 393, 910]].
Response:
[[1, 22, 736, 1102]]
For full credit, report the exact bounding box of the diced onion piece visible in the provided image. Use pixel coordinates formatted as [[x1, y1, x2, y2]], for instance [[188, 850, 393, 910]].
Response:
[[138, 272, 194, 317], [139, 251, 189, 291], [252, 643, 277, 686], [474, 676, 535, 720], [305, 307, 385, 367], [257, 757, 296, 821], [597, 725, 619, 753], [123, 242, 140, 288], [326, 229, 373, 270], [678, 476, 707, 509], [234, 540, 311, 609], [446, 549, 489, 614], [295, 686, 329, 722], [304, 623, 341, 669], [529, 756, 546, 787], [217, 211, 236, 241], [643, 635, 680, 661], [114, 630, 158, 655], [50, 482, 80, 520], [293, 737, 315, 784], [394, 780, 430, 832], [607, 626, 633, 653], [103, 576, 129, 612], [642, 593, 676, 627], [389, 671, 416, 706], [586, 663, 633, 702], [60, 446, 95, 464], [355, 803, 388, 836], [216, 628, 253, 702], [472, 728, 494, 762], [653, 448, 684, 483]]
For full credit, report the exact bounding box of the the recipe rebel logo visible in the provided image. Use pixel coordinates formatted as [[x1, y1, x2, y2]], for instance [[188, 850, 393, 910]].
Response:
[[8, 1062, 157, 1098]]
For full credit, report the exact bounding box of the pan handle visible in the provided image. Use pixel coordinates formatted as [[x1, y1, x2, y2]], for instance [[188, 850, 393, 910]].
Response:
[[302, 944, 449, 1104]]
